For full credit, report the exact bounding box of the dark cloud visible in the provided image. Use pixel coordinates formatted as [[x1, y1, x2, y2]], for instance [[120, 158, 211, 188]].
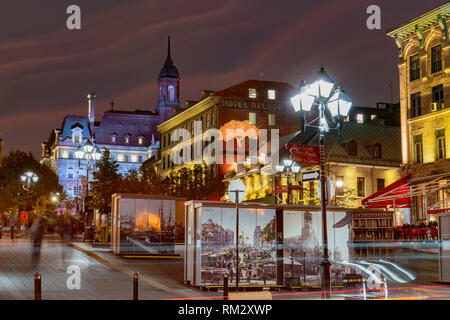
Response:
[[0, 0, 444, 157]]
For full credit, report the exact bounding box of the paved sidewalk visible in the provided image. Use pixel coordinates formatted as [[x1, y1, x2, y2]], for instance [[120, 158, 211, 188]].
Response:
[[0, 238, 206, 300]]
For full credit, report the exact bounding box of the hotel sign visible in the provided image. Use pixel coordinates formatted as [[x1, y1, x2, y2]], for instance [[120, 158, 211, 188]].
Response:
[[220, 98, 283, 112]]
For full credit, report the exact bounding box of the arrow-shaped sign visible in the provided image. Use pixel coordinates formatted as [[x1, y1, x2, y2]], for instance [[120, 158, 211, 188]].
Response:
[[302, 170, 320, 182]]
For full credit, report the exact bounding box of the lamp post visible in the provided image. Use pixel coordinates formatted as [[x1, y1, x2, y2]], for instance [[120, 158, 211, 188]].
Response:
[[290, 66, 353, 299], [20, 171, 39, 232], [276, 160, 301, 204], [74, 139, 102, 241]]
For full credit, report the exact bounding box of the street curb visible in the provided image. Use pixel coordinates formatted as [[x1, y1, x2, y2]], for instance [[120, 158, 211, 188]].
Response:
[[69, 242, 189, 297]]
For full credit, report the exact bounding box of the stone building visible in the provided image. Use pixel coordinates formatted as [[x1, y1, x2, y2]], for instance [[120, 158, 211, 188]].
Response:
[[157, 80, 302, 179], [41, 38, 182, 200], [385, 2, 450, 222], [227, 122, 402, 208]]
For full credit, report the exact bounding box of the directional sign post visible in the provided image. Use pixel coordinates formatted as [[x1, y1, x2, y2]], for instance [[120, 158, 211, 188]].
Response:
[[302, 170, 320, 182], [227, 180, 246, 291], [318, 177, 335, 204]]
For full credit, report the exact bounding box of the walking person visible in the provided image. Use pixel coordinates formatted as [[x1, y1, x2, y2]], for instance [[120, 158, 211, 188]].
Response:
[[30, 216, 45, 266], [9, 213, 16, 240], [61, 217, 74, 268], [246, 267, 252, 284]]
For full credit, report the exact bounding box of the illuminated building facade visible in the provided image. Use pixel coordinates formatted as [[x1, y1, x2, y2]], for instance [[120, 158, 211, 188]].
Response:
[[157, 80, 302, 179], [228, 122, 402, 208], [41, 38, 183, 199], [387, 2, 450, 222]]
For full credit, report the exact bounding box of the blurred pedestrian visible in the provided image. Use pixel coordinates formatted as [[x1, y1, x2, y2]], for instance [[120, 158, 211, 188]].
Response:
[[61, 217, 74, 268], [246, 268, 252, 284], [9, 213, 16, 240], [30, 216, 45, 265]]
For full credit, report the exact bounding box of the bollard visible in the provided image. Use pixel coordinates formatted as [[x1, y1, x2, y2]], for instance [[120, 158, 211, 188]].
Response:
[[34, 273, 41, 300], [133, 272, 139, 300], [362, 279, 367, 300], [223, 273, 229, 301], [384, 280, 388, 300]]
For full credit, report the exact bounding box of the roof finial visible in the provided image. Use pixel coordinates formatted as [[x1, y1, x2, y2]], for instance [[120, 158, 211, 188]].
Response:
[[167, 36, 171, 61]]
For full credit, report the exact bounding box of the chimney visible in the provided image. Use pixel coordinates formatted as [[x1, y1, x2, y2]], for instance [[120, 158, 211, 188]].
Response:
[[200, 90, 214, 100], [87, 92, 96, 132]]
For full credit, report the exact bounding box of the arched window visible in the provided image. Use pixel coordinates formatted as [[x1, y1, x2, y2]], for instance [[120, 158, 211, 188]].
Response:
[[168, 85, 175, 102]]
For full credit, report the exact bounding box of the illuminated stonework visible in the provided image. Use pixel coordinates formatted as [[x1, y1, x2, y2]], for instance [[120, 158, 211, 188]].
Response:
[[387, 2, 450, 221]]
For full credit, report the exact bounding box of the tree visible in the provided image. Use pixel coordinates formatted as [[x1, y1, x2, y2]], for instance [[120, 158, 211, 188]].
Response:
[[165, 162, 225, 200], [89, 148, 120, 216], [141, 160, 164, 195], [0, 150, 62, 215]]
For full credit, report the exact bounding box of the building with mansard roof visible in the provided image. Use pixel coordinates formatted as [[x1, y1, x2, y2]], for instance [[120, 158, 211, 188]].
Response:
[[41, 37, 182, 200]]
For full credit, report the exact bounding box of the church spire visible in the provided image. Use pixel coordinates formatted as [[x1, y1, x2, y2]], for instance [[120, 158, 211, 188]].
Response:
[[167, 36, 171, 61]]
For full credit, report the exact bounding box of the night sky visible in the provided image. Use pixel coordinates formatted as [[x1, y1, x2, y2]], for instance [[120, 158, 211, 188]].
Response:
[[0, 0, 444, 157]]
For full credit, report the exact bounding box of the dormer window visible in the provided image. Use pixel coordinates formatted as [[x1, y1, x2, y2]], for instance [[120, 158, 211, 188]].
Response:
[[124, 135, 130, 144], [373, 143, 382, 159], [249, 88, 257, 99], [111, 134, 117, 143], [348, 140, 357, 157], [138, 136, 144, 145], [71, 125, 83, 144]]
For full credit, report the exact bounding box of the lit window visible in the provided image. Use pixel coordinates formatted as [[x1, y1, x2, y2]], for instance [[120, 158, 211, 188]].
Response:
[[117, 154, 124, 162], [357, 177, 365, 197], [410, 54, 420, 81], [431, 45, 442, 73], [268, 114, 275, 126], [168, 85, 175, 101], [377, 178, 385, 191], [373, 143, 382, 159], [413, 134, 423, 164], [336, 176, 344, 196], [62, 150, 69, 159], [410, 92, 422, 117], [249, 112, 256, 125], [131, 154, 138, 162], [370, 114, 376, 120], [138, 136, 143, 145], [356, 113, 364, 123], [268, 89, 276, 100], [206, 113, 210, 128], [249, 88, 257, 98], [436, 129, 446, 160], [111, 135, 116, 143], [125, 136, 130, 144]]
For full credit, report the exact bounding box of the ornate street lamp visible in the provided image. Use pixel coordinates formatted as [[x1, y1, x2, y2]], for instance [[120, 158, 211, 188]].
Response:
[[75, 139, 102, 240], [21, 171, 39, 188], [276, 160, 301, 204], [290, 66, 353, 299]]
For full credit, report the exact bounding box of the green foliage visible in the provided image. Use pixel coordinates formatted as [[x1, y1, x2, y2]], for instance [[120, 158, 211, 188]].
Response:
[[0, 150, 62, 214], [89, 148, 121, 215], [94, 224, 110, 243], [164, 162, 225, 199]]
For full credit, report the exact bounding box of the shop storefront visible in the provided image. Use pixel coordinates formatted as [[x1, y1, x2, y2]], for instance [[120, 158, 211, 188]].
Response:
[[111, 194, 185, 255], [184, 201, 393, 289]]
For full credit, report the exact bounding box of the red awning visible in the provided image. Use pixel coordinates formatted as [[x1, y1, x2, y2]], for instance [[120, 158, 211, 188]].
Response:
[[362, 174, 411, 209]]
